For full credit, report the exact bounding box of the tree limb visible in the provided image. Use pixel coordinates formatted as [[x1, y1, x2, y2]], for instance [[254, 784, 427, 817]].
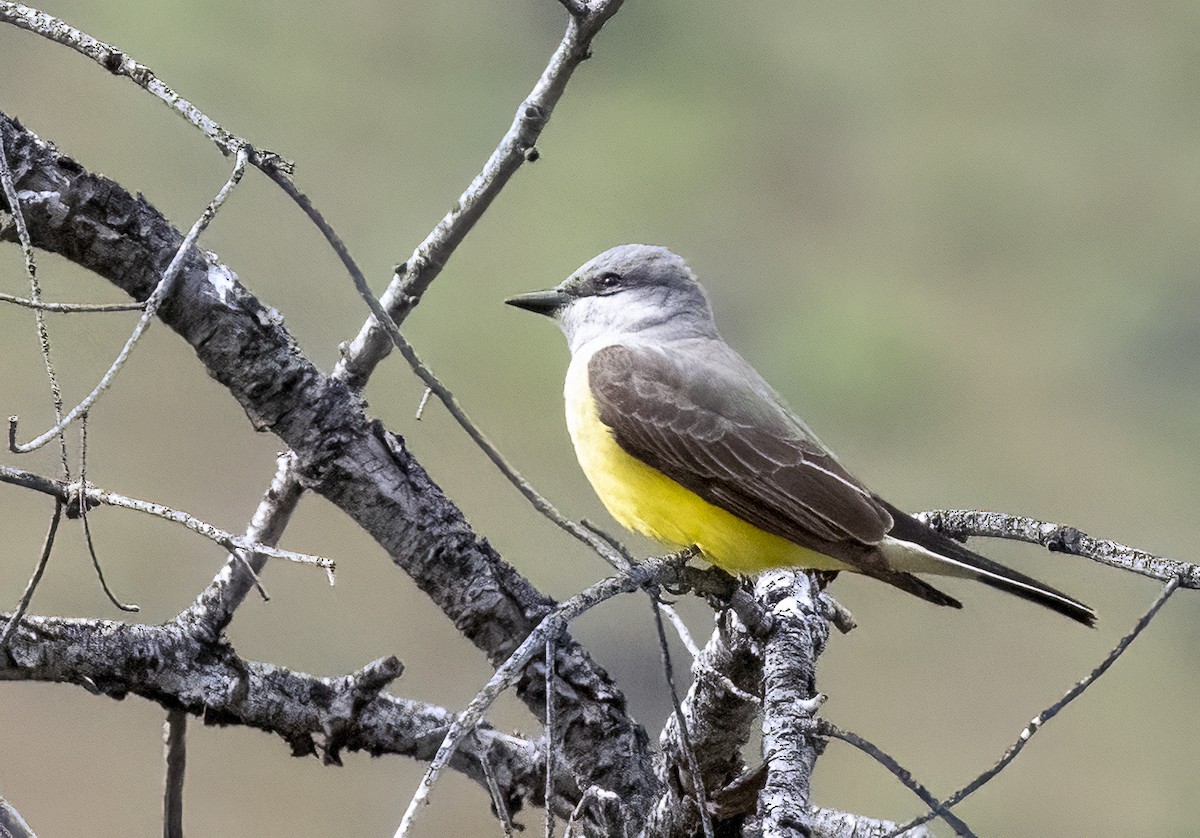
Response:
[[756, 571, 829, 837], [0, 611, 542, 813], [0, 111, 657, 825]]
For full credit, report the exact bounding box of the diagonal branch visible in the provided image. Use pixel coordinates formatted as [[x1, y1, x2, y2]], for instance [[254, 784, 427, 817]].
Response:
[[335, 0, 625, 390], [887, 576, 1182, 837], [0, 1, 292, 174], [0, 110, 658, 824]]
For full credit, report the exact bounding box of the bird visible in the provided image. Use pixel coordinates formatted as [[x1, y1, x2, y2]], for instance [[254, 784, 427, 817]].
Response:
[[505, 244, 1095, 625]]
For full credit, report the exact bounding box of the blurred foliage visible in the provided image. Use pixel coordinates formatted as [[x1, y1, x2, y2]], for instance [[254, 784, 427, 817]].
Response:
[[2, 1, 1199, 835]]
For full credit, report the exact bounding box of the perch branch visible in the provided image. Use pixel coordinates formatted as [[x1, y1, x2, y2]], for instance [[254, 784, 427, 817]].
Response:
[[755, 570, 829, 837]]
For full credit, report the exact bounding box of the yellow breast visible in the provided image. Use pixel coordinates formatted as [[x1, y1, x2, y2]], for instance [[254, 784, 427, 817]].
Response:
[[563, 348, 844, 575]]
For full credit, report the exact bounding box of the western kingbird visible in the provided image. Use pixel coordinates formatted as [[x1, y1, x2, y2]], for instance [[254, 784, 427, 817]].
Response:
[[507, 244, 1095, 625]]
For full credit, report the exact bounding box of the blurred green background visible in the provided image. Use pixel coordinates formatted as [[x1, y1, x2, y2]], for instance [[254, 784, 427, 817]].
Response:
[[3, 1, 1199, 835]]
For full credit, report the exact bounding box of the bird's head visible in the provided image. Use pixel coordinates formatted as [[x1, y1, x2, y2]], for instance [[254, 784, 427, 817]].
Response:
[[506, 244, 718, 352]]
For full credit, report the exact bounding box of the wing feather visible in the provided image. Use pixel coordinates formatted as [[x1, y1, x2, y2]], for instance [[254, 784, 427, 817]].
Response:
[[588, 343, 892, 555]]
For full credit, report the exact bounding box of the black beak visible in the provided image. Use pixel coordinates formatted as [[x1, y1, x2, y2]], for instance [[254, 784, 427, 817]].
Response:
[[504, 288, 570, 317]]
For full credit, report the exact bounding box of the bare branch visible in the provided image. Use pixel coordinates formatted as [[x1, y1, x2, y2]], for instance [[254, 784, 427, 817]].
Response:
[[79, 412, 139, 612], [0, 798, 36, 838], [0, 1, 292, 173], [918, 509, 1200, 587], [807, 806, 933, 838], [0, 112, 657, 823], [0, 499, 61, 647], [8, 146, 249, 453], [0, 464, 335, 576], [755, 570, 829, 837], [397, 551, 687, 837], [0, 613, 542, 810], [0, 112, 70, 476], [889, 576, 1182, 837], [813, 721, 975, 838], [0, 291, 145, 312], [477, 732, 516, 838], [650, 597, 714, 838]]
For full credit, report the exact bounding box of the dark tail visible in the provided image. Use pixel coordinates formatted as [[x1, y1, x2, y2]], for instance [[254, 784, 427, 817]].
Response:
[[880, 501, 1097, 627]]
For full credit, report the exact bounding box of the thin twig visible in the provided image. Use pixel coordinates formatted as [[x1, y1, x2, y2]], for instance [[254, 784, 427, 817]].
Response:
[[0, 291, 145, 312], [9, 147, 250, 453], [80, 503, 139, 610], [414, 387, 432, 420], [394, 552, 679, 838], [650, 597, 714, 838], [0, 500, 62, 647], [79, 412, 138, 612], [475, 733, 515, 838], [887, 576, 1182, 837], [163, 708, 187, 838], [0, 119, 70, 476], [814, 720, 976, 838], [0, 2, 292, 173], [659, 598, 701, 658], [0, 464, 334, 578]]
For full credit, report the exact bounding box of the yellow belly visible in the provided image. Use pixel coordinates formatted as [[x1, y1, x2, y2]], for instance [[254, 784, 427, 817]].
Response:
[[564, 355, 846, 575]]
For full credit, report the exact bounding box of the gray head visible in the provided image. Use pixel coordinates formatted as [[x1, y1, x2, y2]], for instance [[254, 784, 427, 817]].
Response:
[[506, 244, 718, 353]]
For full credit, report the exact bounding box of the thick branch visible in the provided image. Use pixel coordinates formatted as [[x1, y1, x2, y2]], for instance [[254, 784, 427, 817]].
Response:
[[0, 612, 541, 812], [649, 605, 764, 836], [0, 112, 657, 822], [756, 571, 829, 837]]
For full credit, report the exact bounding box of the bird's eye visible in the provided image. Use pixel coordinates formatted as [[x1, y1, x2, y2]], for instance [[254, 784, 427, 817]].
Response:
[[597, 272, 623, 290]]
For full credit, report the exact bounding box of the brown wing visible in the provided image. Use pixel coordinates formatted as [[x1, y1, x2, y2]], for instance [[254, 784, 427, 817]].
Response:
[[588, 342, 893, 555], [587, 342, 1096, 624]]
